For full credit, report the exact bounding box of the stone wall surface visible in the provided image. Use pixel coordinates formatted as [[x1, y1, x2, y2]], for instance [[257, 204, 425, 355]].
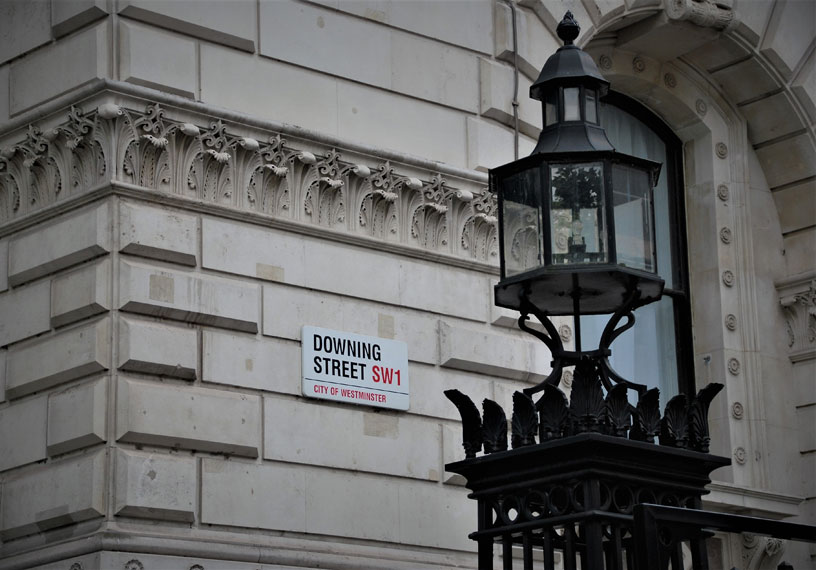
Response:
[[0, 0, 814, 568]]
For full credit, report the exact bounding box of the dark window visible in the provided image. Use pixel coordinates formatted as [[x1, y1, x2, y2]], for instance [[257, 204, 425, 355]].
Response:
[[579, 92, 693, 399]]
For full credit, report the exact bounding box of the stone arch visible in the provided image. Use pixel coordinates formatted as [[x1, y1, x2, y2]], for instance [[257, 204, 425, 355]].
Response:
[[553, 0, 814, 532], [574, 0, 814, 262]]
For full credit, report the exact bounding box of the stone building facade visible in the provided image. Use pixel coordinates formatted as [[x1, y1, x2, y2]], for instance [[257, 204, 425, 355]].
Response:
[[0, 1, 813, 569]]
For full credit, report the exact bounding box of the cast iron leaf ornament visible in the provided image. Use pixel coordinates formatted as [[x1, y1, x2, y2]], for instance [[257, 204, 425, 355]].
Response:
[[604, 383, 632, 437], [511, 391, 538, 448], [482, 399, 509, 453], [630, 388, 661, 443], [688, 383, 723, 452], [660, 394, 689, 448], [444, 389, 482, 458], [537, 384, 569, 441], [570, 359, 606, 433]]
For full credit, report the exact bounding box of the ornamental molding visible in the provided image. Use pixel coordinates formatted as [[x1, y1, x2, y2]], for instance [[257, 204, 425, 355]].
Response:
[[777, 273, 816, 362], [0, 101, 497, 264]]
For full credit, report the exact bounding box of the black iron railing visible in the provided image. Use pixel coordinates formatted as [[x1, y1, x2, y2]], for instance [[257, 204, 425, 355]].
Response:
[[633, 503, 816, 570]]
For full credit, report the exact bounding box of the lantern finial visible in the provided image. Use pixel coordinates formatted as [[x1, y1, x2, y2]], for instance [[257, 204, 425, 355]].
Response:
[[557, 11, 580, 46]]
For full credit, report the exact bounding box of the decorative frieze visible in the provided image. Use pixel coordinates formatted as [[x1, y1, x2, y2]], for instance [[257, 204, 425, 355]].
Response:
[[0, 102, 497, 264]]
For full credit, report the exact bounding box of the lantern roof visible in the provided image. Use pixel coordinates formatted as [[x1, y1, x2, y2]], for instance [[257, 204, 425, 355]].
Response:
[[530, 12, 609, 102]]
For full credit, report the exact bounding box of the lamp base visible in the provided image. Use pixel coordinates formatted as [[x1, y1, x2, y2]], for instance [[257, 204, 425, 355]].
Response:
[[495, 265, 664, 316]]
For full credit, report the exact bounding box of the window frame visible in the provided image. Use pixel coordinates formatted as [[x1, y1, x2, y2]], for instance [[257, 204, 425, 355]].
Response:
[[600, 91, 696, 396]]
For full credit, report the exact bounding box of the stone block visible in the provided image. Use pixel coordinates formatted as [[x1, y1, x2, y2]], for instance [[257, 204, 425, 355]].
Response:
[[51, 258, 111, 328], [467, 117, 536, 172], [118, 317, 197, 379], [684, 35, 751, 72], [391, 32, 479, 113], [582, 0, 626, 26], [397, 481, 473, 551], [200, 43, 339, 138], [115, 449, 196, 522], [772, 179, 816, 235], [439, 321, 550, 381], [304, 468, 399, 542], [47, 376, 107, 456], [760, 0, 815, 80], [755, 132, 816, 189], [202, 330, 300, 394], [397, 258, 491, 323], [201, 217, 306, 284], [792, 50, 815, 123], [119, 20, 197, 98], [116, 376, 260, 457], [9, 21, 108, 114], [495, 1, 560, 81], [6, 318, 110, 399], [206, 216, 487, 322], [0, 64, 8, 124], [409, 363, 494, 421], [711, 57, 780, 106], [315, 0, 493, 54], [0, 0, 51, 64], [0, 349, 5, 403], [741, 91, 803, 145], [442, 422, 467, 485], [732, 0, 775, 46], [261, 283, 438, 365], [0, 280, 50, 347], [264, 396, 441, 481], [0, 395, 47, 472], [0, 450, 106, 539], [0, 238, 7, 292], [783, 229, 816, 277], [118, 260, 259, 333], [8, 203, 111, 286], [201, 459, 305, 531], [52, 0, 108, 38], [479, 57, 540, 139], [796, 405, 816, 453], [792, 360, 816, 408], [337, 81, 467, 167], [259, 0, 391, 92], [119, 0, 256, 52], [120, 201, 198, 266]]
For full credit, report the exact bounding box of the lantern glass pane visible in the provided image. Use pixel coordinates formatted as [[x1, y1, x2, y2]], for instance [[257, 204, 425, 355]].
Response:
[[545, 91, 557, 126], [612, 164, 655, 272], [501, 168, 544, 277], [564, 87, 580, 121], [585, 89, 597, 123], [549, 162, 606, 265]]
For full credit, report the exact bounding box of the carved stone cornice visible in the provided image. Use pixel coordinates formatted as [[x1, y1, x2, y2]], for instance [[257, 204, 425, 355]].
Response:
[[0, 101, 498, 265], [777, 272, 816, 362]]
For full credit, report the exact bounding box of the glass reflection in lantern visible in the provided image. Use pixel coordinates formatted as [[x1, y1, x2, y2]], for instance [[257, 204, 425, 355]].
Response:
[[549, 162, 606, 265]]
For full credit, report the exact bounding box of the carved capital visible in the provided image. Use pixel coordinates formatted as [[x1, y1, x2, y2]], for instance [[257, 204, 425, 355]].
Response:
[[777, 274, 816, 362]]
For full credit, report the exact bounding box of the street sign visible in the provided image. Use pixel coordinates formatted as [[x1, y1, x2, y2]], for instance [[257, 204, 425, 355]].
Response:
[[302, 326, 409, 411]]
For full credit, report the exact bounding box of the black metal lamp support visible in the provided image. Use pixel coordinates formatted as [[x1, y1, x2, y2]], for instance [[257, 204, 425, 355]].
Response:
[[517, 285, 646, 398]]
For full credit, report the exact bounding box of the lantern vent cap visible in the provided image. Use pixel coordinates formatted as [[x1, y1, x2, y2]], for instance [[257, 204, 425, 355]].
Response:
[[530, 12, 609, 102]]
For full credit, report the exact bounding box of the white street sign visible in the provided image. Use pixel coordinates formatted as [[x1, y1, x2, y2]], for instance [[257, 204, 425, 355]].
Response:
[[302, 326, 409, 411]]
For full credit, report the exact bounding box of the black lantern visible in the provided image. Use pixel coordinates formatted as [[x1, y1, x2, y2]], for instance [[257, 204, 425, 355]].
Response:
[[493, 12, 663, 318]]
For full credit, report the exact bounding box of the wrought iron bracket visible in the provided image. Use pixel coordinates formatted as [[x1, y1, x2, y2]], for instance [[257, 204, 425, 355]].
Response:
[[518, 286, 648, 398]]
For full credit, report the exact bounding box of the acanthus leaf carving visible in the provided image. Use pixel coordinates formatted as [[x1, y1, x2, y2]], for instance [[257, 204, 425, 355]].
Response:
[[0, 100, 490, 267]]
